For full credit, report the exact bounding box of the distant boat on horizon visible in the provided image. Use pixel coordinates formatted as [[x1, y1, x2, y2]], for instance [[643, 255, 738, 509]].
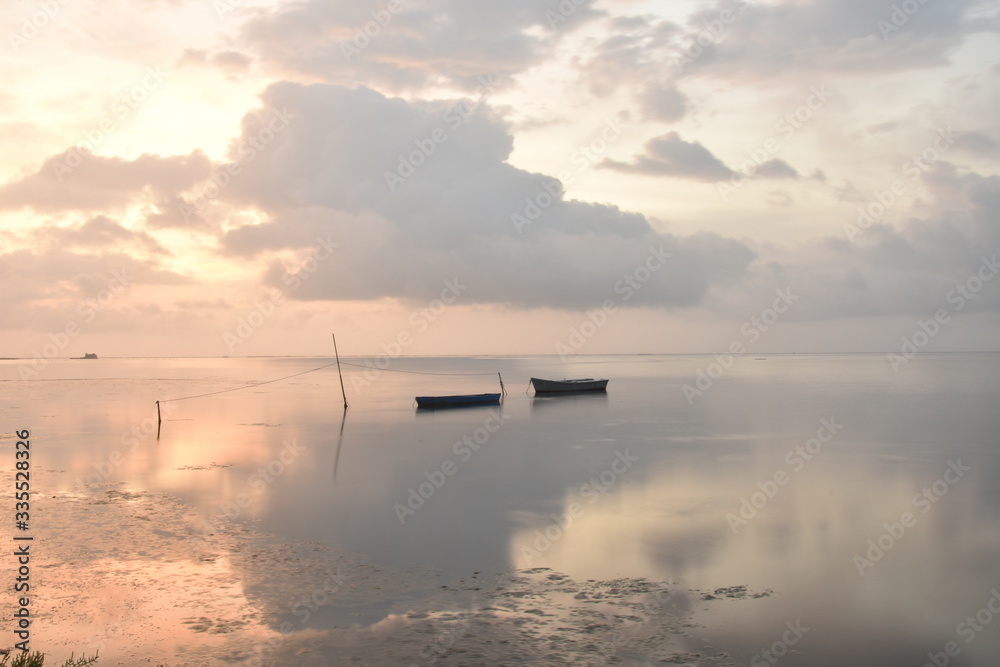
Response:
[[74, 352, 98, 359], [530, 377, 609, 393]]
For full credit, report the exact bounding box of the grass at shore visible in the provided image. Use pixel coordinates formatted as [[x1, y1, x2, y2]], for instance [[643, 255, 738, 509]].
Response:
[[0, 653, 99, 667]]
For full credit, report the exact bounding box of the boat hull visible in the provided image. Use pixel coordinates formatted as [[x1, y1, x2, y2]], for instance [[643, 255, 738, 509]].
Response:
[[530, 378, 609, 393], [415, 393, 502, 408]]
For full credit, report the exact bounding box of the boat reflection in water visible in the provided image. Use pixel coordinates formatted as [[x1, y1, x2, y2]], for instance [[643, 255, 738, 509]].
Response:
[[415, 393, 502, 409]]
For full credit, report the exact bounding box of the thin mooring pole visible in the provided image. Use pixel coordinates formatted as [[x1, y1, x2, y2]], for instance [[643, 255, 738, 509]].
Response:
[[156, 400, 161, 424], [332, 333, 349, 409], [498, 372, 506, 396]]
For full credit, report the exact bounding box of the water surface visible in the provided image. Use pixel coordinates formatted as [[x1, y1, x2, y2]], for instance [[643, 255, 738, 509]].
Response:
[[1, 354, 998, 665]]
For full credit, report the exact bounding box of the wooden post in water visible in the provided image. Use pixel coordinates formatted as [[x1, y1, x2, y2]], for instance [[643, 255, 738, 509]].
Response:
[[156, 400, 161, 424], [332, 333, 349, 409], [498, 372, 506, 396]]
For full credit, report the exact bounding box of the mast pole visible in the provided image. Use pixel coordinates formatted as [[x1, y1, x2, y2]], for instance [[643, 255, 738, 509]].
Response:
[[332, 333, 349, 409]]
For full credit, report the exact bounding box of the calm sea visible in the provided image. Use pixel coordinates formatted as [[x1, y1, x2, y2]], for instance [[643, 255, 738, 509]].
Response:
[[1, 354, 998, 665]]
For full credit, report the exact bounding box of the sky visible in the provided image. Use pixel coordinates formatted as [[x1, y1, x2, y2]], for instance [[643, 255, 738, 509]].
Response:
[[1, 0, 998, 358]]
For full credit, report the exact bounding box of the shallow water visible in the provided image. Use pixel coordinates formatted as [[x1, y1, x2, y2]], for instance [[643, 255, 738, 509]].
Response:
[[1, 354, 999, 665]]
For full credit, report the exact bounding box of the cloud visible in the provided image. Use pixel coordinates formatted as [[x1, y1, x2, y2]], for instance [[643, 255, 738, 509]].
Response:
[[143, 196, 214, 231], [0, 245, 192, 334], [600, 132, 734, 181], [755, 159, 799, 179], [239, 0, 605, 92], [749, 164, 1000, 321], [28, 215, 168, 255], [640, 81, 687, 122], [953, 130, 999, 156], [179, 49, 254, 73], [570, 0, 993, 121], [578, 17, 681, 96], [0, 151, 212, 213], [5, 0, 996, 333], [573, 16, 691, 122], [677, 0, 993, 78], [767, 191, 794, 207], [211, 83, 754, 309]]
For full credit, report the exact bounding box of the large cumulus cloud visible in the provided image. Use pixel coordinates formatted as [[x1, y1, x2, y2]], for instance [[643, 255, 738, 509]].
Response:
[[214, 82, 755, 309]]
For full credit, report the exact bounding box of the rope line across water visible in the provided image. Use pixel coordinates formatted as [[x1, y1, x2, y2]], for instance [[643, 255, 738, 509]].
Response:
[[159, 361, 341, 403], [337, 361, 498, 376], [159, 359, 499, 403]]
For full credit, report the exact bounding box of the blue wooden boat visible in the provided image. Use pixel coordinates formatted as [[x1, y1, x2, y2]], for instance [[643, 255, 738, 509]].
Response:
[[415, 393, 502, 408], [530, 377, 608, 393]]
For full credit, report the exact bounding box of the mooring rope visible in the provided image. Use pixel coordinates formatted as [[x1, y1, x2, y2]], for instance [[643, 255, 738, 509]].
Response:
[[158, 359, 498, 404], [337, 361, 499, 377], [159, 361, 341, 403]]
